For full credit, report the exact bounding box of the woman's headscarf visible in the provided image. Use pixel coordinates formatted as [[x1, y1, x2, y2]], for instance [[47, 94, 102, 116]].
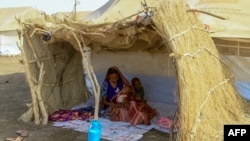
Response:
[[103, 66, 130, 86], [101, 66, 135, 99]]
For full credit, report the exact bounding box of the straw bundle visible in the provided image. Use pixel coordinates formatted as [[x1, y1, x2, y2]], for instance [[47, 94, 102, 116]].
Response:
[[151, 0, 250, 140]]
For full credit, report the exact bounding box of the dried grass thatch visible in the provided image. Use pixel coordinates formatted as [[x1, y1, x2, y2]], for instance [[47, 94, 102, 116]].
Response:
[[151, 0, 250, 140]]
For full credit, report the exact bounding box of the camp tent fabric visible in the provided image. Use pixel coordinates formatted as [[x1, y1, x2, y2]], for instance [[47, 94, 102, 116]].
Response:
[[186, 0, 250, 99], [220, 55, 250, 100], [85, 0, 250, 40], [186, 0, 250, 40], [83, 0, 145, 24]]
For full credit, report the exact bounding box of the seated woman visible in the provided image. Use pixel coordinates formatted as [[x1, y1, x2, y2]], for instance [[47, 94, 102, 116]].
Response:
[[100, 66, 132, 122], [100, 66, 156, 125]]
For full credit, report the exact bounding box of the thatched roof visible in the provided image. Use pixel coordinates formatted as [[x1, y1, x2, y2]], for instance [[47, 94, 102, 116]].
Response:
[[17, 10, 165, 54]]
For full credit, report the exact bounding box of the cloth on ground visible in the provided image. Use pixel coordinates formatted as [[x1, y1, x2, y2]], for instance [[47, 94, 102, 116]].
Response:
[[52, 118, 152, 141], [156, 116, 180, 129], [48, 106, 94, 122], [51, 99, 178, 141]]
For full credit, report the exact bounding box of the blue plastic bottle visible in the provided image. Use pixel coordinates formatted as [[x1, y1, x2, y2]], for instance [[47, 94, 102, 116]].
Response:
[[88, 120, 102, 141]]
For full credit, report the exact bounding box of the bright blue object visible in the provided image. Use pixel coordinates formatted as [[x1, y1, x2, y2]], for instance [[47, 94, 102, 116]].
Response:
[[235, 81, 250, 101], [88, 120, 102, 141]]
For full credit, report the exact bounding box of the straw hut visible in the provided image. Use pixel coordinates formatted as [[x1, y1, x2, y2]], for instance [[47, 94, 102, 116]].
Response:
[[17, 0, 250, 140]]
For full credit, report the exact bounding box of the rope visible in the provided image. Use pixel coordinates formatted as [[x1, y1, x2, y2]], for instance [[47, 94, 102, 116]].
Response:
[[170, 47, 222, 61], [168, 24, 208, 41], [190, 78, 231, 140], [180, 49, 203, 59], [27, 54, 64, 63]]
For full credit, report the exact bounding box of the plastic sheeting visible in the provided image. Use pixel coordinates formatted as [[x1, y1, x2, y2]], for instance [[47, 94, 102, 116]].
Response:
[[221, 55, 250, 100]]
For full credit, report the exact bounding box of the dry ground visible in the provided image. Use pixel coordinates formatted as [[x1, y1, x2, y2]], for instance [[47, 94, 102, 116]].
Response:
[[0, 57, 169, 141]]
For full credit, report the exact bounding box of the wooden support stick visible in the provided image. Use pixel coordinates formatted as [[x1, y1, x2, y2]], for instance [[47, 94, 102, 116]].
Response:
[[73, 33, 97, 95], [18, 29, 40, 125], [30, 28, 50, 38], [24, 32, 41, 69], [30, 84, 40, 125], [18, 104, 33, 123], [23, 31, 41, 125], [72, 32, 100, 120], [90, 66, 100, 120], [36, 63, 48, 125]]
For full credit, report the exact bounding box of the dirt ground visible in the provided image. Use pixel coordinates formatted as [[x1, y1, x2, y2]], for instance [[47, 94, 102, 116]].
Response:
[[0, 56, 169, 141]]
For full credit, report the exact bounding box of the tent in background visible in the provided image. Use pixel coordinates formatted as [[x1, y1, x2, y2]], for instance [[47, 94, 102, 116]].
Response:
[[0, 7, 91, 56], [0, 7, 37, 56], [185, 0, 250, 100]]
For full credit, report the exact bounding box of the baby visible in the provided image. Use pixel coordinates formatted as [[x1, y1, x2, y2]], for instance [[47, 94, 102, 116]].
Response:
[[109, 85, 132, 115], [116, 85, 131, 103]]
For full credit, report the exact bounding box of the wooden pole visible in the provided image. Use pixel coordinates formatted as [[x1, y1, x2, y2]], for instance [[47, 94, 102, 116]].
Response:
[[24, 32, 41, 69], [90, 66, 100, 120], [30, 82, 40, 125], [36, 63, 48, 125], [22, 32, 40, 125], [21, 31, 42, 125], [72, 33, 100, 120]]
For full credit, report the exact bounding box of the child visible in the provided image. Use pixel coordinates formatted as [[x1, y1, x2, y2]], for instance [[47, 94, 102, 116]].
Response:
[[109, 85, 132, 115], [116, 85, 131, 103], [130, 77, 157, 125], [131, 77, 145, 102]]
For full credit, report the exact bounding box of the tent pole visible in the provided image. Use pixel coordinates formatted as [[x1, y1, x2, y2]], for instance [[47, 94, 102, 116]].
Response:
[[73, 33, 100, 120], [36, 63, 48, 125]]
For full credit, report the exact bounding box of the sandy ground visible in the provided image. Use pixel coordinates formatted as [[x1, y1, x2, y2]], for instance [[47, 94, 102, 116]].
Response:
[[0, 57, 169, 141]]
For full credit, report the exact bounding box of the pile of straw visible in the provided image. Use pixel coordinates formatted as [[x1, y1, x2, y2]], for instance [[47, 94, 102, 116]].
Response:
[[151, 0, 250, 140]]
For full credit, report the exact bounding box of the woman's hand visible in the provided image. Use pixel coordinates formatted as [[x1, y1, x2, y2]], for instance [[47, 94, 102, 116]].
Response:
[[109, 102, 117, 108]]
